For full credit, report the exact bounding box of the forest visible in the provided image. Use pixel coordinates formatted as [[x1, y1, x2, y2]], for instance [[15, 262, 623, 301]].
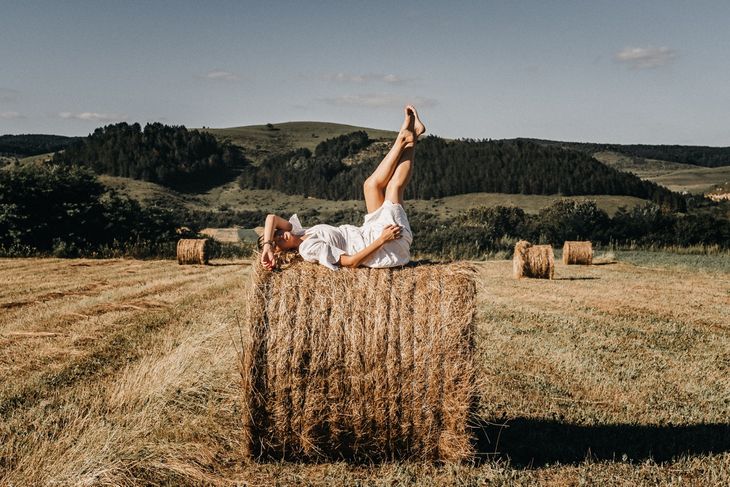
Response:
[[0, 134, 78, 157], [239, 132, 687, 210], [53, 122, 248, 188]]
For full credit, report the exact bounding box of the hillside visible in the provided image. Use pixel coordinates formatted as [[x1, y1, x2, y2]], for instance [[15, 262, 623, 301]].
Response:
[[524, 138, 730, 168], [593, 151, 730, 195], [53, 122, 247, 190], [592, 151, 696, 177], [646, 166, 730, 195], [101, 175, 649, 219], [239, 134, 686, 210], [0, 134, 78, 157], [8, 121, 715, 216], [202, 121, 397, 164]]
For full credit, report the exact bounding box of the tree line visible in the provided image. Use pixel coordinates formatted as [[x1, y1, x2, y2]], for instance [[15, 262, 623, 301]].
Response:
[[0, 164, 263, 258], [2, 164, 726, 259], [524, 138, 730, 168], [53, 122, 248, 188], [239, 133, 687, 210], [0, 134, 78, 157], [313, 200, 729, 258]]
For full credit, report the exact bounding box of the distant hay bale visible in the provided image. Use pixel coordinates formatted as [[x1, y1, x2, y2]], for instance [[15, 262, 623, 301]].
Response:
[[513, 240, 554, 279], [240, 259, 478, 462], [562, 241, 593, 265], [176, 239, 211, 265]]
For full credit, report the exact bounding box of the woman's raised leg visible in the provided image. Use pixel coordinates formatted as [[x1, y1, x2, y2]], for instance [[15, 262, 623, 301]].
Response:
[[384, 105, 425, 205], [363, 108, 416, 213], [384, 146, 414, 205]]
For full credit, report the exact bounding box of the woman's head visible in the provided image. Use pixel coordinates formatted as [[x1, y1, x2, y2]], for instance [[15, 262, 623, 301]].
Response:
[[257, 230, 301, 252], [257, 230, 302, 269], [273, 229, 301, 251]]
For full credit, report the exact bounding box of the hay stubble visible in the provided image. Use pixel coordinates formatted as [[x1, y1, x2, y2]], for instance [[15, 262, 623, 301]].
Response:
[[1, 256, 728, 485]]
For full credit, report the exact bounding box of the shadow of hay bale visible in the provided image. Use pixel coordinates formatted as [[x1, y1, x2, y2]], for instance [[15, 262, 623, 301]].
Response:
[[472, 417, 730, 467]]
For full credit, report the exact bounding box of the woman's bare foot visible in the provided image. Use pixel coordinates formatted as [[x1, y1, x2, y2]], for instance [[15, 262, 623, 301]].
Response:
[[398, 128, 416, 148], [407, 104, 426, 137], [400, 105, 415, 133]]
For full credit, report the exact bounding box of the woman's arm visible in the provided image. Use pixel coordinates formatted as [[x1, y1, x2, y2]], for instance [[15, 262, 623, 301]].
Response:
[[261, 213, 294, 270], [339, 224, 401, 268], [263, 213, 293, 243]]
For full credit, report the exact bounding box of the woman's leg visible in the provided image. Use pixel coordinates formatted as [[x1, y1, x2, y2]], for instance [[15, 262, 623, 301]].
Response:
[[384, 106, 424, 205], [384, 145, 414, 205], [363, 109, 415, 213]]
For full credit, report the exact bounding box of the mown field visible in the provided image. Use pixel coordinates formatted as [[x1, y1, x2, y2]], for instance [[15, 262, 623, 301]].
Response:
[[593, 151, 730, 195], [1, 255, 728, 486]]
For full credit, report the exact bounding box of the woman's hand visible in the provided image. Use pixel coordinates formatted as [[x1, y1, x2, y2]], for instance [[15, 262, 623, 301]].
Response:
[[261, 246, 276, 271], [379, 224, 402, 243]]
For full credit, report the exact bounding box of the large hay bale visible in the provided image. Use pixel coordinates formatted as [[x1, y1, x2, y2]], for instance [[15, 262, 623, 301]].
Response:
[[240, 260, 478, 462], [562, 241, 593, 265], [513, 240, 554, 279], [176, 238, 210, 265]]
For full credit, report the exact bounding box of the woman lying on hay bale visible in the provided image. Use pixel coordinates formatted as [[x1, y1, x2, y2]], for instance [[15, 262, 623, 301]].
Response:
[[258, 105, 425, 270]]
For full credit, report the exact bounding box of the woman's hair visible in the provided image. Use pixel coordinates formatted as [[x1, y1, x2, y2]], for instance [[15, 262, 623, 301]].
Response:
[[257, 234, 302, 269]]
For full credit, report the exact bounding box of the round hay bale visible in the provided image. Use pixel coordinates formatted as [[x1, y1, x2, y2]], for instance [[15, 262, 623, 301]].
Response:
[[176, 238, 210, 265], [562, 241, 593, 265], [240, 259, 479, 462], [513, 240, 554, 279]]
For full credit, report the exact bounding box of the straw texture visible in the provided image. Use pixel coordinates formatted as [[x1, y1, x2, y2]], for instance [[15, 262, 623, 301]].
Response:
[[176, 239, 211, 265], [240, 259, 478, 462], [513, 240, 554, 279], [562, 241, 593, 265]]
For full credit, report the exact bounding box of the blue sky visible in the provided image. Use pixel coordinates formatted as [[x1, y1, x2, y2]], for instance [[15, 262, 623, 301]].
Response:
[[1, 0, 729, 145]]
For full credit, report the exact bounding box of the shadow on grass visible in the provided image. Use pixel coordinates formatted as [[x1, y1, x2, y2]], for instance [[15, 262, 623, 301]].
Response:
[[473, 417, 730, 467], [592, 261, 619, 266], [553, 277, 600, 281]]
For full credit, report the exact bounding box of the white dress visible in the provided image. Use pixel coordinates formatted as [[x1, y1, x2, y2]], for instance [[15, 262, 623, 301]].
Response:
[[292, 200, 413, 270]]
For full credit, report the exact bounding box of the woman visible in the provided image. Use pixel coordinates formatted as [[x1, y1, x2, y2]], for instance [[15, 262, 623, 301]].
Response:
[[259, 105, 425, 270]]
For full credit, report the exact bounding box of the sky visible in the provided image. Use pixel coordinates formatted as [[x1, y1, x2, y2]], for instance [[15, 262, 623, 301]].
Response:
[[1, 0, 729, 145]]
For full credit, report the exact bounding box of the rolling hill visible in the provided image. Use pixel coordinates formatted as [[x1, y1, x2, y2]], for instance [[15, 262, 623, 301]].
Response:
[[100, 175, 649, 219], [523, 138, 730, 168], [9, 121, 730, 217], [202, 121, 397, 164], [591, 151, 730, 195]]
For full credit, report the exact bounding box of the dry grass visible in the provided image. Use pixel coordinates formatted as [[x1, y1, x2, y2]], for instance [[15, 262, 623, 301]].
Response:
[[177, 238, 211, 265], [241, 260, 478, 461], [563, 241, 593, 265], [513, 241, 555, 279], [0, 256, 728, 485]]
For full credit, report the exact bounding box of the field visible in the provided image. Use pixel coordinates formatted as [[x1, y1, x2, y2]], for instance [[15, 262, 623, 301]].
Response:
[[646, 166, 730, 196], [593, 151, 730, 195], [100, 175, 650, 221], [1, 254, 728, 485]]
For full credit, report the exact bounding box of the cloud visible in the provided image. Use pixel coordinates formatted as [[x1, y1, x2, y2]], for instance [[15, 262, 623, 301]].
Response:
[[324, 73, 409, 85], [204, 70, 240, 81], [321, 93, 437, 108], [0, 88, 20, 103], [58, 112, 128, 122], [0, 111, 24, 119], [614, 46, 677, 69]]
